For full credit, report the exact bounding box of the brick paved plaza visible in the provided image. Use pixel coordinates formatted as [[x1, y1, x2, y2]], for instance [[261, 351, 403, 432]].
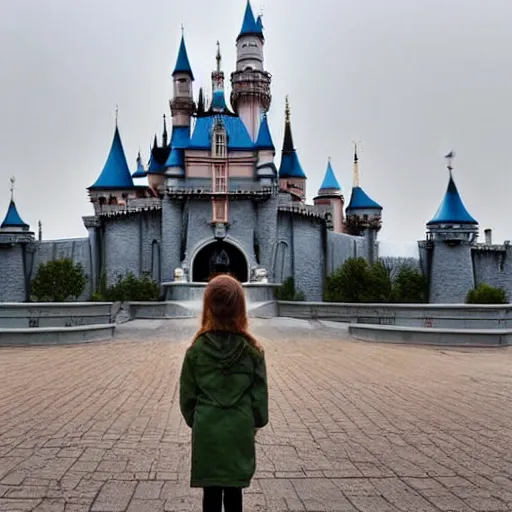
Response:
[[1, 318, 511, 512]]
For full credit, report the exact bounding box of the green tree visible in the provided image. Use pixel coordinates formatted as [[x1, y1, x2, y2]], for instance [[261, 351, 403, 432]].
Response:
[[31, 258, 86, 302], [324, 257, 392, 303], [466, 283, 507, 304], [96, 272, 160, 302], [276, 276, 305, 301], [390, 266, 428, 303]]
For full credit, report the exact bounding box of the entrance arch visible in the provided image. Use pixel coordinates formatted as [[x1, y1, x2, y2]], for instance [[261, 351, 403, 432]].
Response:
[[191, 240, 249, 283]]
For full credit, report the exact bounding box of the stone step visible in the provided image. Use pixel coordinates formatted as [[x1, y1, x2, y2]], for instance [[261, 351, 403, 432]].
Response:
[[0, 324, 115, 346], [349, 323, 512, 347]]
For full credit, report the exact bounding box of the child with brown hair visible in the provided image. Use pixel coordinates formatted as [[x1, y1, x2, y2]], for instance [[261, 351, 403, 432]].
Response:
[[179, 274, 269, 512]]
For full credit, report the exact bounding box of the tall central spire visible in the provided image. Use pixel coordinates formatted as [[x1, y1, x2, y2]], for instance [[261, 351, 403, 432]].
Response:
[[210, 42, 227, 113]]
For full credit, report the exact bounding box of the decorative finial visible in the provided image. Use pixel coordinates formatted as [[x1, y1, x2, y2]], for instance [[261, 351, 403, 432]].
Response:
[[285, 96, 290, 123], [328, 156, 331, 163], [115, 105, 119, 126], [445, 150, 455, 174], [162, 114, 168, 146], [9, 176, 15, 201], [216, 40, 222, 73], [351, 141, 360, 187], [181, 23, 185, 36]]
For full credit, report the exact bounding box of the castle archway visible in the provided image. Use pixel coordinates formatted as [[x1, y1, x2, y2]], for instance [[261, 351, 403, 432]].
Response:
[[191, 240, 249, 283]]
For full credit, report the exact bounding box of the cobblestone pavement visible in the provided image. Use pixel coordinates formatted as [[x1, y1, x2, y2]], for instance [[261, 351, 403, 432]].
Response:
[[1, 317, 512, 512]]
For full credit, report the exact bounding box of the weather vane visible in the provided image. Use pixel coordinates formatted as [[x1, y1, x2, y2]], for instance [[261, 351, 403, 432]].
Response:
[[9, 176, 15, 201], [445, 150, 455, 172]]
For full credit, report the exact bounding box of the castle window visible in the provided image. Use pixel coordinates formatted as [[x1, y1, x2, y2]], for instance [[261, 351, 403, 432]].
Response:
[[214, 164, 227, 193], [213, 128, 227, 158], [212, 197, 228, 223]]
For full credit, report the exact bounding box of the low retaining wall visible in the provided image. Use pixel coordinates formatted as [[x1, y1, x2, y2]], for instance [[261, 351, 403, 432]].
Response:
[[278, 302, 512, 329], [162, 282, 280, 303], [0, 324, 115, 346], [349, 324, 512, 347], [0, 303, 113, 329]]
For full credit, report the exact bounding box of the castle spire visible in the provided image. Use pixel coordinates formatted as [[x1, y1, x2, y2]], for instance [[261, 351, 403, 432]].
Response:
[[352, 141, 360, 187], [428, 152, 477, 226], [162, 114, 168, 146], [9, 176, 15, 202], [238, 0, 263, 41], [216, 40, 221, 73], [279, 97, 306, 180], [88, 122, 134, 190], [210, 41, 228, 113], [172, 32, 194, 80]]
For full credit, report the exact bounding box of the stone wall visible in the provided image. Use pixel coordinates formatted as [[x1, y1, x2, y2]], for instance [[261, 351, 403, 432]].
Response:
[[185, 199, 258, 278], [103, 216, 141, 286], [428, 242, 475, 303], [325, 231, 365, 275], [256, 193, 278, 279], [472, 247, 512, 300], [0, 245, 28, 302]]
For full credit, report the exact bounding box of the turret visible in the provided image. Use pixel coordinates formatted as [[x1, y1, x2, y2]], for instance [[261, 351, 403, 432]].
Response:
[[230, 0, 271, 140], [426, 152, 478, 243], [278, 97, 307, 201], [170, 31, 195, 128], [87, 121, 136, 212], [254, 113, 277, 183], [344, 144, 382, 263], [425, 152, 478, 303], [0, 178, 34, 302], [314, 159, 344, 232], [132, 150, 147, 179]]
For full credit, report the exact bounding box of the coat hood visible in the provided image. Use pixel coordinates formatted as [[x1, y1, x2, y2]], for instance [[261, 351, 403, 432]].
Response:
[[195, 332, 254, 408]]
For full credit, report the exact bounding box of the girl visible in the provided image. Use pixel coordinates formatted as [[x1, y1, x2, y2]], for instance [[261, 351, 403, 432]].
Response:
[[179, 274, 269, 512]]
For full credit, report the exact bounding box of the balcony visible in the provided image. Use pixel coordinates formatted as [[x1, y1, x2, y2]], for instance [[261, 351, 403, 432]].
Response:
[[93, 198, 162, 217]]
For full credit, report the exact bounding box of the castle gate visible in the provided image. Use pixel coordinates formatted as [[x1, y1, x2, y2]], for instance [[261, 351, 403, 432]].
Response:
[[191, 240, 249, 283]]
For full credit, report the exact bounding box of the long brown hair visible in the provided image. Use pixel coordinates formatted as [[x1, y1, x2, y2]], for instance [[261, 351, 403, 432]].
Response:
[[191, 274, 262, 351]]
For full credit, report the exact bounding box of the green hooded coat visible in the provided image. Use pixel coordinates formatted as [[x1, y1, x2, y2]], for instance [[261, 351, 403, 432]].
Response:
[[179, 332, 269, 488]]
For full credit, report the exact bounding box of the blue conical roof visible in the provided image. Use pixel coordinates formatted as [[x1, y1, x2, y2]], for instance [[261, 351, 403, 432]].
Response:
[[1, 200, 29, 229], [319, 161, 341, 192], [238, 1, 263, 40], [427, 173, 477, 225], [346, 186, 382, 211], [255, 115, 274, 150], [173, 35, 194, 80], [256, 15, 263, 31], [89, 126, 134, 189]]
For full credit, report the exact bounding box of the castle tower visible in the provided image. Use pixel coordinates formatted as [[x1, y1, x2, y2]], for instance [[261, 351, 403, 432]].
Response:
[[278, 97, 307, 201], [426, 152, 478, 303], [170, 32, 195, 128], [344, 144, 382, 263], [254, 114, 277, 184], [314, 159, 344, 232], [230, 0, 271, 140], [0, 178, 34, 302], [88, 121, 135, 211]]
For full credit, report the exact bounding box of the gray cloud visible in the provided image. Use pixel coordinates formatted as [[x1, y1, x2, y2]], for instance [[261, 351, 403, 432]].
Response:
[[0, 0, 510, 254]]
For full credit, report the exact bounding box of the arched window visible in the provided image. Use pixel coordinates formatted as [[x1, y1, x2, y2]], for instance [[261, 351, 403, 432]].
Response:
[[212, 126, 227, 158]]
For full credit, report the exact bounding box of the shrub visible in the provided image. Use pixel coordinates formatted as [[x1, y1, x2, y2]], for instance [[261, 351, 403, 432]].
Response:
[[276, 277, 305, 301], [31, 258, 86, 302], [466, 283, 507, 304], [324, 257, 392, 303], [94, 272, 160, 302], [390, 266, 428, 303]]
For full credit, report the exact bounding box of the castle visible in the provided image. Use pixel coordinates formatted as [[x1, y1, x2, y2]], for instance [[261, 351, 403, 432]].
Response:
[[0, 2, 508, 304]]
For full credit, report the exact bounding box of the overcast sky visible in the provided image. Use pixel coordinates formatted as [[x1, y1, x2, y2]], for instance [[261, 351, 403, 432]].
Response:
[[0, 0, 510, 255]]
